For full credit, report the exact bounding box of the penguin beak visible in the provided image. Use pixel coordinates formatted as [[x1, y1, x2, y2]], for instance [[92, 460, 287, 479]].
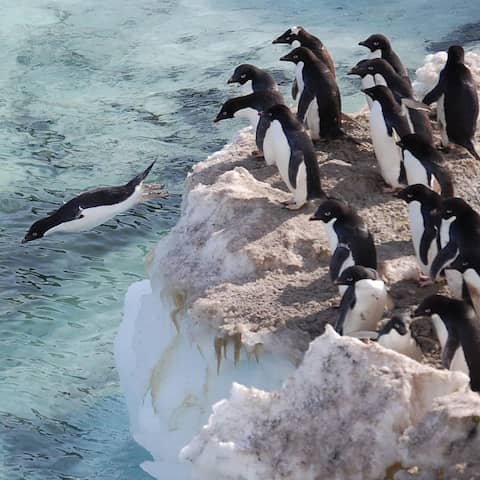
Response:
[[412, 307, 424, 317], [396, 140, 404, 148], [213, 114, 221, 123], [347, 68, 357, 75], [309, 215, 319, 221], [272, 37, 280, 44], [227, 77, 235, 84], [358, 40, 367, 47], [279, 54, 292, 62], [21, 237, 28, 244]]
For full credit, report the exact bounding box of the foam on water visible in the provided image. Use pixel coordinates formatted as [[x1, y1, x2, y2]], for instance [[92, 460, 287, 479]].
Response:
[[1, 0, 480, 478]]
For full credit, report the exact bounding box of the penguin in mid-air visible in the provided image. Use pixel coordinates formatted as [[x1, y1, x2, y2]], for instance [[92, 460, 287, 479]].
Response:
[[362, 85, 411, 190], [430, 197, 480, 298], [422, 45, 479, 160], [334, 265, 388, 335], [272, 26, 335, 100], [22, 161, 166, 243], [358, 34, 409, 79], [397, 134, 454, 198], [261, 104, 325, 208], [414, 295, 480, 392], [446, 250, 480, 319], [376, 314, 422, 361], [214, 91, 285, 161], [396, 184, 442, 285], [227, 64, 278, 96], [280, 47, 342, 141], [310, 199, 377, 293], [349, 59, 434, 143]]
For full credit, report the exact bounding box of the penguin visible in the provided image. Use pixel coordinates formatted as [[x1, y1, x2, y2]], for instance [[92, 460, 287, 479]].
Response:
[[395, 184, 442, 285], [446, 251, 480, 319], [397, 134, 454, 198], [358, 34, 409, 79], [260, 104, 325, 208], [273, 26, 335, 100], [414, 295, 480, 392], [214, 91, 285, 161], [376, 314, 422, 361], [280, 47, 342, 141], [348, 59, 434, 143], [430, 197, 480, 298], [22, 161, 166, 243], [362, 85, 411, 190], [334, 266, 388, 335], [227, 64, 278, 96], [310, 199, 377, 293], [422, 46, 479, 160]]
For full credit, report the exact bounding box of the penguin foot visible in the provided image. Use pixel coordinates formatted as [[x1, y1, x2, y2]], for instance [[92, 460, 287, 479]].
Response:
[[142, 183, 169, 200], [418, 274, 434, 287], [284, 203, 305, 211]]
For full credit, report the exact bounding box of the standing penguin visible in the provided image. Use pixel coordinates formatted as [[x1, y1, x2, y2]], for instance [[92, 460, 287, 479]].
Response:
[[376, 314, 422, 361], [227, 64, 278, 95], [397, 134, 454, 197], [310, 199, 377, 293], [349, 59, 434, 143], [363, 85, 411, 190], [261, 104, 325, 208], [280, 47, 342, 141], [358, 34, 409, 79], [396, 184, 442, 285], [214, 91, 285, 161], [273, 26, 335, 100], [430, 197, 480, 298], [414, 295, 480, 392], [22, 161, 166, 243], [422, 46, 479, 160], [334, 266, 388, 335]]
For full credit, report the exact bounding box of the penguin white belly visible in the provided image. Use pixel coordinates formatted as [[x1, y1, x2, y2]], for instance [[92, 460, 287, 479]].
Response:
[[306, 100, 320, 140], [450, 348, 469, 374], [337, 251, 354, 297], [369, 50, 382, 59], [293, 161, 308, 207], [361, 75, 375, 109], [234, 107, 259, 130], [407, 201, 428, 274], [324, 218, 338, 252], [404, 150, 429, 187], [374, 73, 387, 86], [369, 101, 402, 187], [262, 123, 277, 166], [378, 330, 422, 361], [431, 314, 448, 349], [240, 80, 253, 96], [266, 120, 294, 192], [343, 279, 387, 334], [439, 217, 462, 298], [45, 187, 142, 235], [401, 103, 415, 133], [464, 269, 480, 319], [295, 62, 305, 99], [437, 94, 449, 146], [440, 216, 456, 248]]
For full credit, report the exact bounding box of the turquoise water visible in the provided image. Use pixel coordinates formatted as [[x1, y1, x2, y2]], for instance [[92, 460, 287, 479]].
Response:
[[1, 1, 479, 478]]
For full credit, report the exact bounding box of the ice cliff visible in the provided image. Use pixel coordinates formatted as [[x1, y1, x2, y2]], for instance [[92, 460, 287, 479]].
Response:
[[115, 52, 480, 480]]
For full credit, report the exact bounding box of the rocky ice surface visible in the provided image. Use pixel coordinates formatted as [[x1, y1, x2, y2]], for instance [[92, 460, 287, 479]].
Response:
[[115, 52, 480, 479]]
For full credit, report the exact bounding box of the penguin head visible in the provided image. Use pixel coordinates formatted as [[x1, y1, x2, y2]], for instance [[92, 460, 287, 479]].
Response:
[[334, 265, 379, 286], [22, 216, 52, 243], [438, 197, 472, 221], [228, 64, 259, 85], [413, 295, 453, 318], [361, 85, 394, 104], [378, 314, 410, 337], [214, 97, 250, 123], [272, 26, 304, 44], [348, 59, 390, 77], [358, 34, 390, 52], [447, 45, 465, 65], [280, 47, 314, 65], [310, 198, 349, 223], [395, 184, 437, 204]]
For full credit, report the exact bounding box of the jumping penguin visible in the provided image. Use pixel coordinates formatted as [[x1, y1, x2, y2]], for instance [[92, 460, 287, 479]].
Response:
[[414, 295, 480, 392], [422, 45, 479, 160], [22, 161, 166, 243], [396, 184, 442, 285], [280, 47, 342, 141], [334, 265, 388, 335], [397, 134, 454, 198], [362, 85, 411, 190], [227, 64, 278, 95], [261, 104, 325, 208]]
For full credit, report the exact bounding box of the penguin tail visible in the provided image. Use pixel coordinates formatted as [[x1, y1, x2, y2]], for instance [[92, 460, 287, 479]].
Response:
[[461, 139, 480, 161], [128, 160, 157, 187]]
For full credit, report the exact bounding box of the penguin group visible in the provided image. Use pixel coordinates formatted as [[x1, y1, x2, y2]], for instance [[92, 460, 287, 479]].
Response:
[[214, 27, 480, 392]]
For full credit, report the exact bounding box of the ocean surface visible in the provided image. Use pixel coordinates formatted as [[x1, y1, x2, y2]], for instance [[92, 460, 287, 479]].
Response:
[[1, 0, 479, 478]]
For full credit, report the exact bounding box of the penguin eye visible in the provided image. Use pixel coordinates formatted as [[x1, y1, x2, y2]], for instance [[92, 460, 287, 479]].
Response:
[[425, 308, 431, 314], [407, 193, 413, 199], [373, 41, 379, 46], [324, 211, 331, 216], [463, 261, 469, 267], [367, 66, 374, 71], [293, 55, 298, 60], [286, 36, 291, 40], [445, 209, 453, 215], [223, 111, 228, 116], [240, 74, 246, 79], [347, 277, 353, 282]]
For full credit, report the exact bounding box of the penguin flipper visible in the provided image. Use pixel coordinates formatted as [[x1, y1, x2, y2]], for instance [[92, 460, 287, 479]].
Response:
[[422, 73, 445, 105], [297, 87, 315, 123], [288, 151, 305, 189], [335, 285, 355, 335], [292, 79, 299, 101], [419, 226, 437, 266], [330, 244, 350, 282], [430, 241, 458, 280], [255, 116, 269, 152], [442, 334, 460, 370]]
